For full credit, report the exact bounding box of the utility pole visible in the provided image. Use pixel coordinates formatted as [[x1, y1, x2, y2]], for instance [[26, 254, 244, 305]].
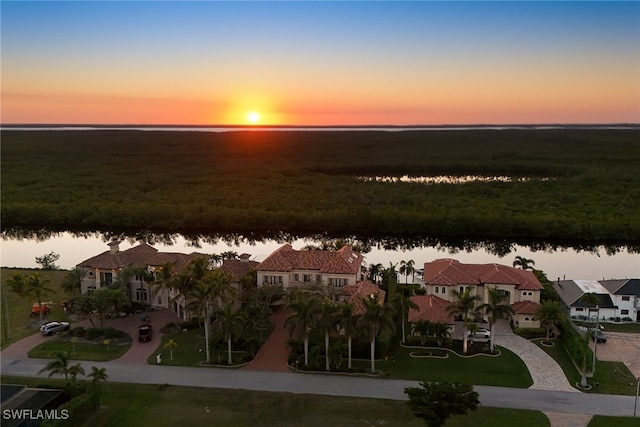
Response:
[[634, 376, 639, 418], [592, 305, 599, 375]]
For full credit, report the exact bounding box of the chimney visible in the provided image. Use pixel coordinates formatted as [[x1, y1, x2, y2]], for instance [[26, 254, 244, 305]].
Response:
[[108, 240, 120, 255], [240, 253, 251, 263]]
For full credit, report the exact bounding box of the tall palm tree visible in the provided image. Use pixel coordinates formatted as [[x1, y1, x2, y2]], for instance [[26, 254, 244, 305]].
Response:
[[337, 302, 359, 369], [478, 288, 515, 352], [446, 288, 481, 354], [399, 259, 416, 284], [61, 266, 86, 296], [513, 256, 535, 271], [394, 285, 419, 344], [357, 295, 395, 373], [212, 302, 246, 364], [536, 300, 564, 341], [367, 263, 384, 284], [284, 291, 321, 366], [7, 272, 54, 323], [184, 279, 220, 364], [316, 300, 338, 371], [38, 351, 84, 385], [206, 269, 237, 310]]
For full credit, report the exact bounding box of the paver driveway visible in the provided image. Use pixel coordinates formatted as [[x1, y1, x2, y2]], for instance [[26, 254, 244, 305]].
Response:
[[590, 331, 640, 378]]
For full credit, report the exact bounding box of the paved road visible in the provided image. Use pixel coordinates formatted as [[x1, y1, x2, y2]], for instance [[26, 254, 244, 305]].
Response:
[[2, 355, 638, 418]]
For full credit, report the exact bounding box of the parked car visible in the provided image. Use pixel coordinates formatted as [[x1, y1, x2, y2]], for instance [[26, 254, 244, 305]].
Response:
[[40, 321, 70, 336], [467, 328, 491, 343], [138, 323, 152, 342], [31, 303, 51, 317], [591, 328, 606, 343]]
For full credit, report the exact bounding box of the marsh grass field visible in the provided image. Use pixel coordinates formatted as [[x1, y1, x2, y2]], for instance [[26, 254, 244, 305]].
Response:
[[2, 129, 639, 246]]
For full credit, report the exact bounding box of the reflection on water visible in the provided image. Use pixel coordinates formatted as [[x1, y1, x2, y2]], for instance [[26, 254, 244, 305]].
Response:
[[1, 228, 638, 281], [359, 175, 552, 184]]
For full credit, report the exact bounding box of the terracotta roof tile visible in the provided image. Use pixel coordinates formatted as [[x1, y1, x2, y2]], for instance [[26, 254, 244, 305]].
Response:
[[511, 300, 540, 315], [408, 295, 454, 324], [422, 259, 542, 290], [257, 244, 363, 275], [219, 258, 259, 282], [340, 281, 385, 315]]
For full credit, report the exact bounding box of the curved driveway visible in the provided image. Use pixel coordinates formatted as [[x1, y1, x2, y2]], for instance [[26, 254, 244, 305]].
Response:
[[493, 320, 578, 393]]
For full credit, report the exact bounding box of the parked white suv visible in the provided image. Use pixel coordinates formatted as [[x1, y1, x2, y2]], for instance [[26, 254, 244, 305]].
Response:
[[40, 321, 70, 336], [467, 328, 491, 343]]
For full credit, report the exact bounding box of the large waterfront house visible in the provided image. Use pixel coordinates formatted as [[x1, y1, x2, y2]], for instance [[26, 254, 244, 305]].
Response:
[[416, 258, 544, 328], [255, 244, 365, 292], [76, 241, 257, 319], [554, 279, 640, 321]]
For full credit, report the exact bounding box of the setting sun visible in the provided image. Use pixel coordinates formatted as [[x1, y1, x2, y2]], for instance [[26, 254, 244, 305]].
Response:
[[247, 111, 260, 124]]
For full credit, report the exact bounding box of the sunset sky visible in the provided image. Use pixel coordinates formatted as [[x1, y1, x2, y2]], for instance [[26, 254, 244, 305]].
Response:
[[2, 1, 639, 126]]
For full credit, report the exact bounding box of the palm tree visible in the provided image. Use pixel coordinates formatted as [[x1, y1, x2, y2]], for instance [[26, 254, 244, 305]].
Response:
[[432, 322, 452, 347], [7, 272, 54, 323], [61, 266, 86, 295], [367, 263, 384, 284], [337, 302, 359, 369], [395, 284, 419, 343], [446, 288, 481, 354], [150, 261, 176, 307], [399, 259, 416, 284], [513, 256, 535, 271], [184, 279, 219, 364], [478, 288, 515, 352], [87, 366, 108, 383], [316, 300, 338, 370], [212, 302, 246, 364], [357, 295, 395, 373], [413, 319, 431, 345], [536, 300, 564, 341], [285, 291, 321, 367], [38, 351, 84, 385], [206, 269, 237, 310]]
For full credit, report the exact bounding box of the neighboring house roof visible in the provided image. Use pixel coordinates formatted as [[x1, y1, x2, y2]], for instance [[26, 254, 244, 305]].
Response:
[[511, 300, 540, 315], [339, 281, 385, 315], [219, 257, 259, 282], [256, 244, 363, 275], [408, 295, 454, 325], [422, 258, 543, 290], [554, 280, 617, 309], [600, 279, 640, 297], [77, 243, 206, 271]]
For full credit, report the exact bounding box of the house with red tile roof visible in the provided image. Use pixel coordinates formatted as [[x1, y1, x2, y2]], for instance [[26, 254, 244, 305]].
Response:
[[338, 281, 386, 315], [421, 258, 543, 328], [218, 253, 259, 297], [256, 244, 365, 291], [77, 241, 208, 317]]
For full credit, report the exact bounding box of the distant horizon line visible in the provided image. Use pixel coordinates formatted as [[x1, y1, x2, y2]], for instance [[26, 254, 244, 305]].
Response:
[[2, 122, 639, 129]]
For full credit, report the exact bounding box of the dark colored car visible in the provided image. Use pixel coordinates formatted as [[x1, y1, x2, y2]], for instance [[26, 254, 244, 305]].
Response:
[[138, 323, 152, 342], [591, 328, 606, 343]]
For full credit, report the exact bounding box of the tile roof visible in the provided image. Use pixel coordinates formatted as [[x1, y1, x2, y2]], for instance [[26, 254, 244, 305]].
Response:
[[219, 258, 259, 282], [339, 281, 386, 315], [408, 295, 454, 324], [511, 300, 540, 315], [422, 258, 543, 290], [77, 243, 205, 271], [554, 280, 617, 308], [256, 244, 363, 275]]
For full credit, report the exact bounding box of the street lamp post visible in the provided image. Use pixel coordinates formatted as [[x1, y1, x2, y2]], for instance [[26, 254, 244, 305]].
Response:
[[634, 376, 639, 418], [592, 305, 599, 376]]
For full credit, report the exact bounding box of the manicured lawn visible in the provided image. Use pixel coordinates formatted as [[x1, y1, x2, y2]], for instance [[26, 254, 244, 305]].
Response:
[[574, 321, 640, 333], [28, 337, 131, 362], [588, 415, 640, 427], [1, 268, 73, 349], [354, 344, 533, 388], [1, 376, 551, 427], [147, 328, 246, 366], [533, 339, 638, 395]]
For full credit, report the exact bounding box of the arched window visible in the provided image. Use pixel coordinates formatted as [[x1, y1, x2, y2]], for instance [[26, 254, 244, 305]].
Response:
[[459, 286, 464, 294], [434, 287, 438, 294], [524, 317, 530, 321]]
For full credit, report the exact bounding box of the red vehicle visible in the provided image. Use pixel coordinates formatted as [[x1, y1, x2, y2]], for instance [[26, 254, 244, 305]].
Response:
[[30, 303, 51, 317], [138, 324, 152, 342]]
